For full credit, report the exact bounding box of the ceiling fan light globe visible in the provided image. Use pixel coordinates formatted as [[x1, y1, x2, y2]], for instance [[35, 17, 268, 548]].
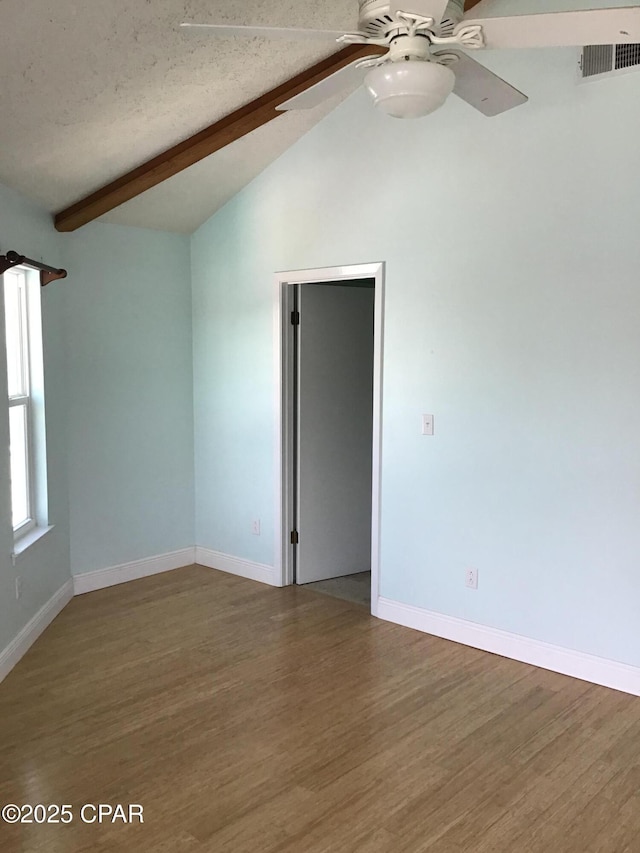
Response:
[[364, 61, 455, 119]]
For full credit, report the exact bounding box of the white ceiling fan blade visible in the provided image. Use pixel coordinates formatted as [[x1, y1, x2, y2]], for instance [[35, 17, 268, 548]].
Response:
[[435, 50, 527, 117], [276, 59, 373, 111], [388, 1, 450, 24], [458, 7, 640, 49], [180, 23, 345, 41]]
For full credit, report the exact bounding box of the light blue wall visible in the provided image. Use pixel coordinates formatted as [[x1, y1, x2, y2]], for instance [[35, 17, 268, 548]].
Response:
[[0, 183, 71, 652], [1, 192, 195, 658], [192, 45, 640, 667], [4, 19, 640, 672], [61, 223, 194, 575], [192, 212, 276, 562]]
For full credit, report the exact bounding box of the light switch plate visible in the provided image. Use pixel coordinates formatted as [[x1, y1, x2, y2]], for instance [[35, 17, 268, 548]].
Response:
[[421, 414, 434, 436]]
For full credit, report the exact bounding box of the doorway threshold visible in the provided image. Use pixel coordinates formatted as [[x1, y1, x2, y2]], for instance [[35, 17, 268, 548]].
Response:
[[301, 572, 371, 609]]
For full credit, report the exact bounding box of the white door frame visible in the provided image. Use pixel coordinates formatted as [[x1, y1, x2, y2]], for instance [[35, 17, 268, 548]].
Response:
[[273, 262, 385, 616]]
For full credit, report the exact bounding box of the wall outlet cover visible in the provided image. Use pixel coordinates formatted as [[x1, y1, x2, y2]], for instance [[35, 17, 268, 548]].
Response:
[[421, 414, 434, 436]]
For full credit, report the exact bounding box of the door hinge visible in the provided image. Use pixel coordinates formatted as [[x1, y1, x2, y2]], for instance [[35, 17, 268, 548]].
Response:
[[291, 310, 300, 326], [290, 530, 299, 545]]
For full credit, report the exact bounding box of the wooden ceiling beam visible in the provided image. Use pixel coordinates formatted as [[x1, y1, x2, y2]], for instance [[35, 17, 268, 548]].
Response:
[[55, 5, 486, 233], [54, 43, 386, 233]]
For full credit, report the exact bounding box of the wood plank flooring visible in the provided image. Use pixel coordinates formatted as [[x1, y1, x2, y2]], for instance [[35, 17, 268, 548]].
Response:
[[1, 565, 639, 852]]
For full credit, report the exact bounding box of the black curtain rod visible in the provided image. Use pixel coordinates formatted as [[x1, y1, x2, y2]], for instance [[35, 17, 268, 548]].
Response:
[[0, 250, 67, 287]]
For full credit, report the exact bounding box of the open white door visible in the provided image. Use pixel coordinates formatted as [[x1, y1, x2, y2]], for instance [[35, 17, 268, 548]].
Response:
[[296, 282, 375, 584]]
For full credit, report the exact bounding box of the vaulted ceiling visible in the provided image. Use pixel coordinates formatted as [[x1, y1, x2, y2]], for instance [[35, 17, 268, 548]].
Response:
[[0, 0, 364, 233], [1, 0, 622, 234]]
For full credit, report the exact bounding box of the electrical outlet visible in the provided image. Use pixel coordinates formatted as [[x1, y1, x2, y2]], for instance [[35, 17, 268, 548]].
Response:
[[15, 577, 22, 600], [251, 519, 261, 536], [465, 568, 478, 590]]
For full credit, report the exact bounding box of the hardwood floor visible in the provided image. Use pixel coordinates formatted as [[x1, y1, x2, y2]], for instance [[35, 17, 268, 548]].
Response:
[[1, 565, 639, 852]]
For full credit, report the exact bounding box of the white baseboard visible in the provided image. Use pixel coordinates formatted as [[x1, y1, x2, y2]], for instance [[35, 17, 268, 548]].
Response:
[[0, 579, 74, 684], [377, 597, 640, 698], [195, 547, 277, 586], [1, 546, 271, 685], [6, 563, 638, 698], [73, 547, 196, 595]]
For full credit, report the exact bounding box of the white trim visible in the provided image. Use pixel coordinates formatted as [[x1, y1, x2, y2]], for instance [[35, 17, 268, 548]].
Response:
[[12, 524, 55, 563], [0, 578, 74, 684], [370, 268, 385, 617], [73, 547, 196, 595], [377, 597, 640, 697], [195, 547, 277, 586], [6, 268, 42, 537], [273, 262, 385, 611], [0, 546, 272, 685]]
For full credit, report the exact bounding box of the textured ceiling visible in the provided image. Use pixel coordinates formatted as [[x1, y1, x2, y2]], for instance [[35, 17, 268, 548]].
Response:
[[5, 0, 631, 233], [0, 0, 360, 233]]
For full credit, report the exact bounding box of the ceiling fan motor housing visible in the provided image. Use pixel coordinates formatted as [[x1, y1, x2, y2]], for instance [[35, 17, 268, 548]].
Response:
[[357, 0, 464, 38]]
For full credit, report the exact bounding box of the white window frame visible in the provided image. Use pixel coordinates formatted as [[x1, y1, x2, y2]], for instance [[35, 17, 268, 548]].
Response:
[[4, 267, 38, 540]]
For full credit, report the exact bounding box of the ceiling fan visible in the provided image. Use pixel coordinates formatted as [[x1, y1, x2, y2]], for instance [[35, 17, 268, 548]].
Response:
[[181, 1, 640, 119]]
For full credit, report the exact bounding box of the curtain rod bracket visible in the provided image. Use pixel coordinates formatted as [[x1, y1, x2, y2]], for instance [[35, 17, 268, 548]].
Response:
[[0, 250, 67, 287], [39, 268, 67, 287]]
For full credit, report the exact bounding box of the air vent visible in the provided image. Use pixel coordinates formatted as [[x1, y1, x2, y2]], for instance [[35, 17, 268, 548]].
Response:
[[581, 44, 614, 78], [616, 43, 640, 70], [580, 43, 640, 82]]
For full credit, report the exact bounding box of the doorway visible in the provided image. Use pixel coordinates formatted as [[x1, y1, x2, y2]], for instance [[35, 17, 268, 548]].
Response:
[[274, 263, 385, 616]]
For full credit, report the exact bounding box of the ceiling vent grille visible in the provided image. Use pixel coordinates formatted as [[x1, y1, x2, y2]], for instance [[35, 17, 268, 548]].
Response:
[[615, 43, 640, 70], [581, 45, 614, 78], [580, 43, 640, 82]]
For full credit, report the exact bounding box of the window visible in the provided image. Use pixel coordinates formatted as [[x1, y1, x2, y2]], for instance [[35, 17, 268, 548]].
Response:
[[3, 267, 46, 540]]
